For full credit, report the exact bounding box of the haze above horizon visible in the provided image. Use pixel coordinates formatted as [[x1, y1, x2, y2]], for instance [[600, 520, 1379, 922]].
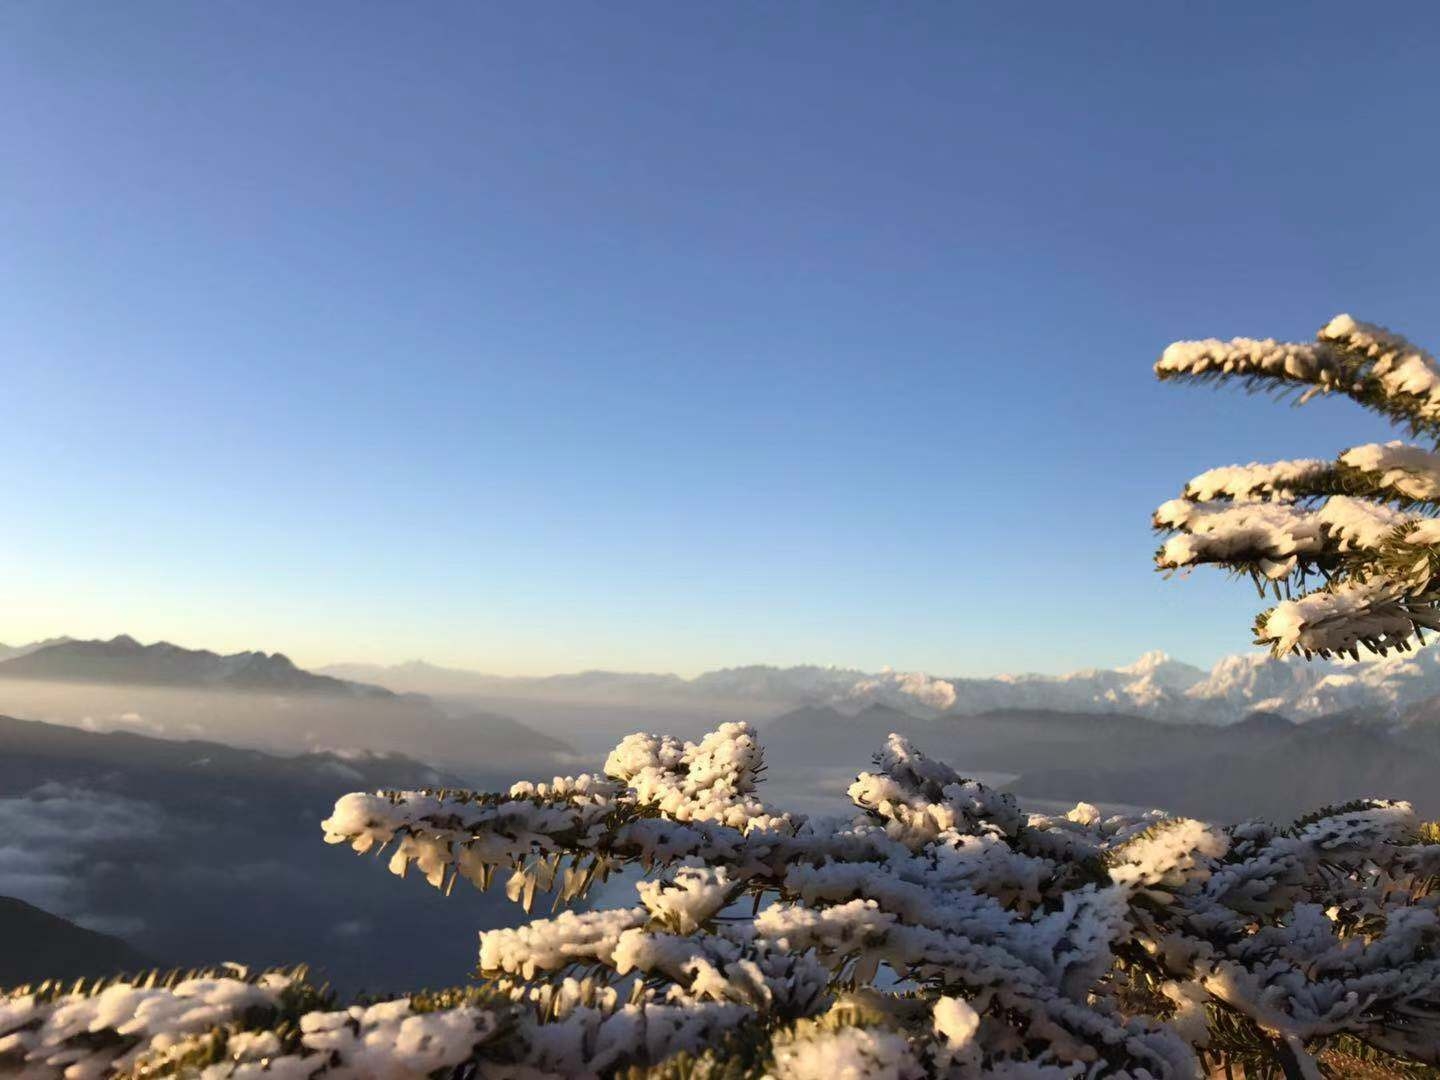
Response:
[[6, 4, 1440, 676]]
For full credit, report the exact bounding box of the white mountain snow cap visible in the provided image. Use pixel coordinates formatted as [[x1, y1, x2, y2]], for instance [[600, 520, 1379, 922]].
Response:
[[845, 669, 958, 712], [1115, 651, 1206, 692], [1117, 650, 1174, 675]]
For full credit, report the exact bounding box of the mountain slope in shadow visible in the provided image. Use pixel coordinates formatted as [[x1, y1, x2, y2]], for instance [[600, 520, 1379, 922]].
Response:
[[0, 896, 156, 987]]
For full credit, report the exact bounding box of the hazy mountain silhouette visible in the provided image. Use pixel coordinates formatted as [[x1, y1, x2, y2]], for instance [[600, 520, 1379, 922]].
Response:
[[762, 704, 1271, 775], [0, 636, 578, 777], [322, 660, 696, 701], [0, 636, 390, 696], [1013, 723, 1440, 821], [0, 638, 74, 663], [761, 703, 1440, 822]]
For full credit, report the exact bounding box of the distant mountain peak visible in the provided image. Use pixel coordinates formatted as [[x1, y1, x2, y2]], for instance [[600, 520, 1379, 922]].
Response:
[[1232, 710, 1296, 733], [0, 637, 391, 698], [1118, 650, 1172, 674], [98, 632, 1440, 729]]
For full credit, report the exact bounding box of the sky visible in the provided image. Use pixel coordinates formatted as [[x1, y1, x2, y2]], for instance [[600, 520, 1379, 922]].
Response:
[[4, 3, 1440, 677]]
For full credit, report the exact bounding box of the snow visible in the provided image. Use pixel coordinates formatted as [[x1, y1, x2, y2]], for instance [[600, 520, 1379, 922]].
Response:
[[636, 865, 742, 934], [1156, 496, 1410, 576], [311, 636, 1440, 729], [1158, 316, 1440, 426], [10, 719, 1440, 1079], [1154, 315, 1440, 663], [322, 723, 1437, 1073], [297, 1000, 498, 1078], [1156, 337, 1341, 383], [846, 669, 958, 712], [1321, 314, 1440, 414], [1181, 458, 1330, 502], [1258, 579, 1435, 657], [0, 976, 500, 1079], [771, 1024, 923, 1080], [929, 996, 981, 1068], [792, 639, 1440, 723], [1340, 440, 1440, 500]]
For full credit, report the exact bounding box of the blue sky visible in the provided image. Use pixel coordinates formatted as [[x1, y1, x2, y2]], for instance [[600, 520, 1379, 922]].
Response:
[[4, 3, 1439, 675]]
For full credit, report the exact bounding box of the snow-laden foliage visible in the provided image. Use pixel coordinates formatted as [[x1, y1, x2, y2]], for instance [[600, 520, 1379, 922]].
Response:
[[1156, 314, 1440, 658], [0, 968, 501, 1078], [9, 722, 1433, 1078]]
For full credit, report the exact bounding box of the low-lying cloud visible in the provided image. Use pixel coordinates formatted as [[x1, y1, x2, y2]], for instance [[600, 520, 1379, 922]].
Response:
[[0, 782, 167, 931]]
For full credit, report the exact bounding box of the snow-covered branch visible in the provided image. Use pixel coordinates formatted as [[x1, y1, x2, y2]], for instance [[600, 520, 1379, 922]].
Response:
[[1156, 314, 1440, 657], [5, 722, 1439, 1077], [311, 724, 1440, 1077], [1157, 314, 1440, 437]]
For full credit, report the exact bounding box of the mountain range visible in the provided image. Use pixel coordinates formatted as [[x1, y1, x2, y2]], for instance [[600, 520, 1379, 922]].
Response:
[[0, 637, 73, 664], [0, 636, 575, 778], [15, 631, 1440, 745], [758, 703, 1440, 822], [321, 645, 1440, 725], [2, 632, 1437, 990], [0, 636, 391, 696]]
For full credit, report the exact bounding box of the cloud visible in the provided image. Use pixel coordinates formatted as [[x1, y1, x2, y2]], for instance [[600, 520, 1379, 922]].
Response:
[[77, 711, 169, 736], [313, 760, 366, 783], [165, 859, 313, 891], [0, 781, 165, 846], [0, 847, 75, 911], [0, 783, 166, 928]]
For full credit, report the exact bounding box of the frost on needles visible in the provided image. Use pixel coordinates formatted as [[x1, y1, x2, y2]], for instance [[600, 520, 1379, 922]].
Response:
[[1155, 314, 1440, 658], [5, 720, 1439, 1078]]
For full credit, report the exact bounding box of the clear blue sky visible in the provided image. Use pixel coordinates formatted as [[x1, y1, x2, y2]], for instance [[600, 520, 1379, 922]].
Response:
[[4, 3, 1438, 675]]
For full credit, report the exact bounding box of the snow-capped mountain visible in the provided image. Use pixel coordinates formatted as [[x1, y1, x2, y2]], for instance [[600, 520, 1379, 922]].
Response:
[[689, 664, 867, 702], [326, 646, 1440, 724], [855, 648, 1440, 723]]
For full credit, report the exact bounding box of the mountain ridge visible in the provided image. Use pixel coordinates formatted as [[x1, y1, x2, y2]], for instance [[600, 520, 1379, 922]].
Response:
[[0, 637, 577, 778], [0, 637, 74, 663], [320, 646, 1440, 725], [21, 632, 1440, 730], [0, 636, 393, 697], [759, 702, 1440, 821], [0, 896, 156, 986]]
